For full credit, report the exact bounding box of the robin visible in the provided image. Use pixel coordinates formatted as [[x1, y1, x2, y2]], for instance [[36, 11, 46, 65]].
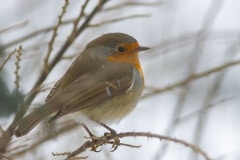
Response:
[[14, 33, 149, 137]]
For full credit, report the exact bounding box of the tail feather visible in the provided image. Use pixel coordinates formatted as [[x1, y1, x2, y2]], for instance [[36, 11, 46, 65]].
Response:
[[14, 106, 55, 137]]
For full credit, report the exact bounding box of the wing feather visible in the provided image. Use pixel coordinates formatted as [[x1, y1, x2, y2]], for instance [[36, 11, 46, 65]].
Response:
[[48, 63, 134, 120]]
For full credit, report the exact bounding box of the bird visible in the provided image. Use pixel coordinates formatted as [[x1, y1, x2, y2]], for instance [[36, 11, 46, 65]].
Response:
[[14, 33, 149, 137]]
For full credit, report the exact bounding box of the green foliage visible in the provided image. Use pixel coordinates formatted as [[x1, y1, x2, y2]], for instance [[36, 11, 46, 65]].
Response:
[[0, 75, 23, 116]]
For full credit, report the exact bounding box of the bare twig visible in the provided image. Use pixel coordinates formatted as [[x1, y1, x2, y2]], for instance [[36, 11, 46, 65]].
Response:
[[89, 14, 150, 27], [71, 0, 89, 37], [1, 19, 74, 50], [0, 21, 28, 34], [44, 0, 70, 72], [0, 49, 16, 71], [65, 131, 211, 160], [150, 30, 240, 59], [14, 45, 23, 92], [143, 59, 240, 99], [52, 152, 88, 159], [104, 1, 162, 11]]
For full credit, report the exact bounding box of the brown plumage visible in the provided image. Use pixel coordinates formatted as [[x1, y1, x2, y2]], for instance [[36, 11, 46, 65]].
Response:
[[14, 33, 149, 137]]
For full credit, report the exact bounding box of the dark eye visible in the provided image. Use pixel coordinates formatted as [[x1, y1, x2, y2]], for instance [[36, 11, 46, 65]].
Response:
[[116, 46, 125, 53]]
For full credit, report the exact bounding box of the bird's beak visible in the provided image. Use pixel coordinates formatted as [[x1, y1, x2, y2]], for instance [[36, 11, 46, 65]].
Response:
[[138, 46, 150, 52]]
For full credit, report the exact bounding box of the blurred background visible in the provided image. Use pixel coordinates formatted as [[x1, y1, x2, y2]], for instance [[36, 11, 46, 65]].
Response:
[[0, 0, 240, 160]]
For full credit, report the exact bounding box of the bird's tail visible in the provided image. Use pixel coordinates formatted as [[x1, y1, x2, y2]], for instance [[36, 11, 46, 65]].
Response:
[[14, 105, 55, 137]]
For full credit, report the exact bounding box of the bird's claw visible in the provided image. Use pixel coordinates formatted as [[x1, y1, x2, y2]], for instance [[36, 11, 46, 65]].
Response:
[[82, 123, 140, 153], [103, 132, 120, 152]]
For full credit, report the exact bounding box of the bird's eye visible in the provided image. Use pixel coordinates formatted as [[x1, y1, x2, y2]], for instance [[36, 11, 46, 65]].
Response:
[[116, 46, 125, 53]]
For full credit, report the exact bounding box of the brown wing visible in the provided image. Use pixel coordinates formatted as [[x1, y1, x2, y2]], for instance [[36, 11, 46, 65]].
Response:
[[46, 79, 62, 102], [48, 63, 135, 121], [46, 49, 100, 103]]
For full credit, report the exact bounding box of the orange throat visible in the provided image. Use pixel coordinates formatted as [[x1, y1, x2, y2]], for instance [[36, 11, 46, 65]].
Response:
[[107, 52, 144, 80], [107, 41, 144, 81]]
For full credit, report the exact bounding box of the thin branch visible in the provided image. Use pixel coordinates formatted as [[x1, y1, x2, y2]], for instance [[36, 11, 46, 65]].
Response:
[[0, 49, 16, 71], [71, 0, 89, 37], [0, 21, 28, 34], [142, 59, 240, 99], [103, 1, 162, 11], [1, 19, 75, 50], [89, 14, 150, 27], [66, 131, 211, 160], [43, 0, 70, 72], [14, 45, 23, 92], [52, 152, 88, 159], [150, 30, 240, 59]]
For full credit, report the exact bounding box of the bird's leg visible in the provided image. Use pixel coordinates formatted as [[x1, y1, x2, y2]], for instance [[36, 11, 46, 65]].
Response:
[[99, 122, 120, 151], [81, 123, 141, 152], [81, 123, 101, 152], [99, 123, 142, 151]]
